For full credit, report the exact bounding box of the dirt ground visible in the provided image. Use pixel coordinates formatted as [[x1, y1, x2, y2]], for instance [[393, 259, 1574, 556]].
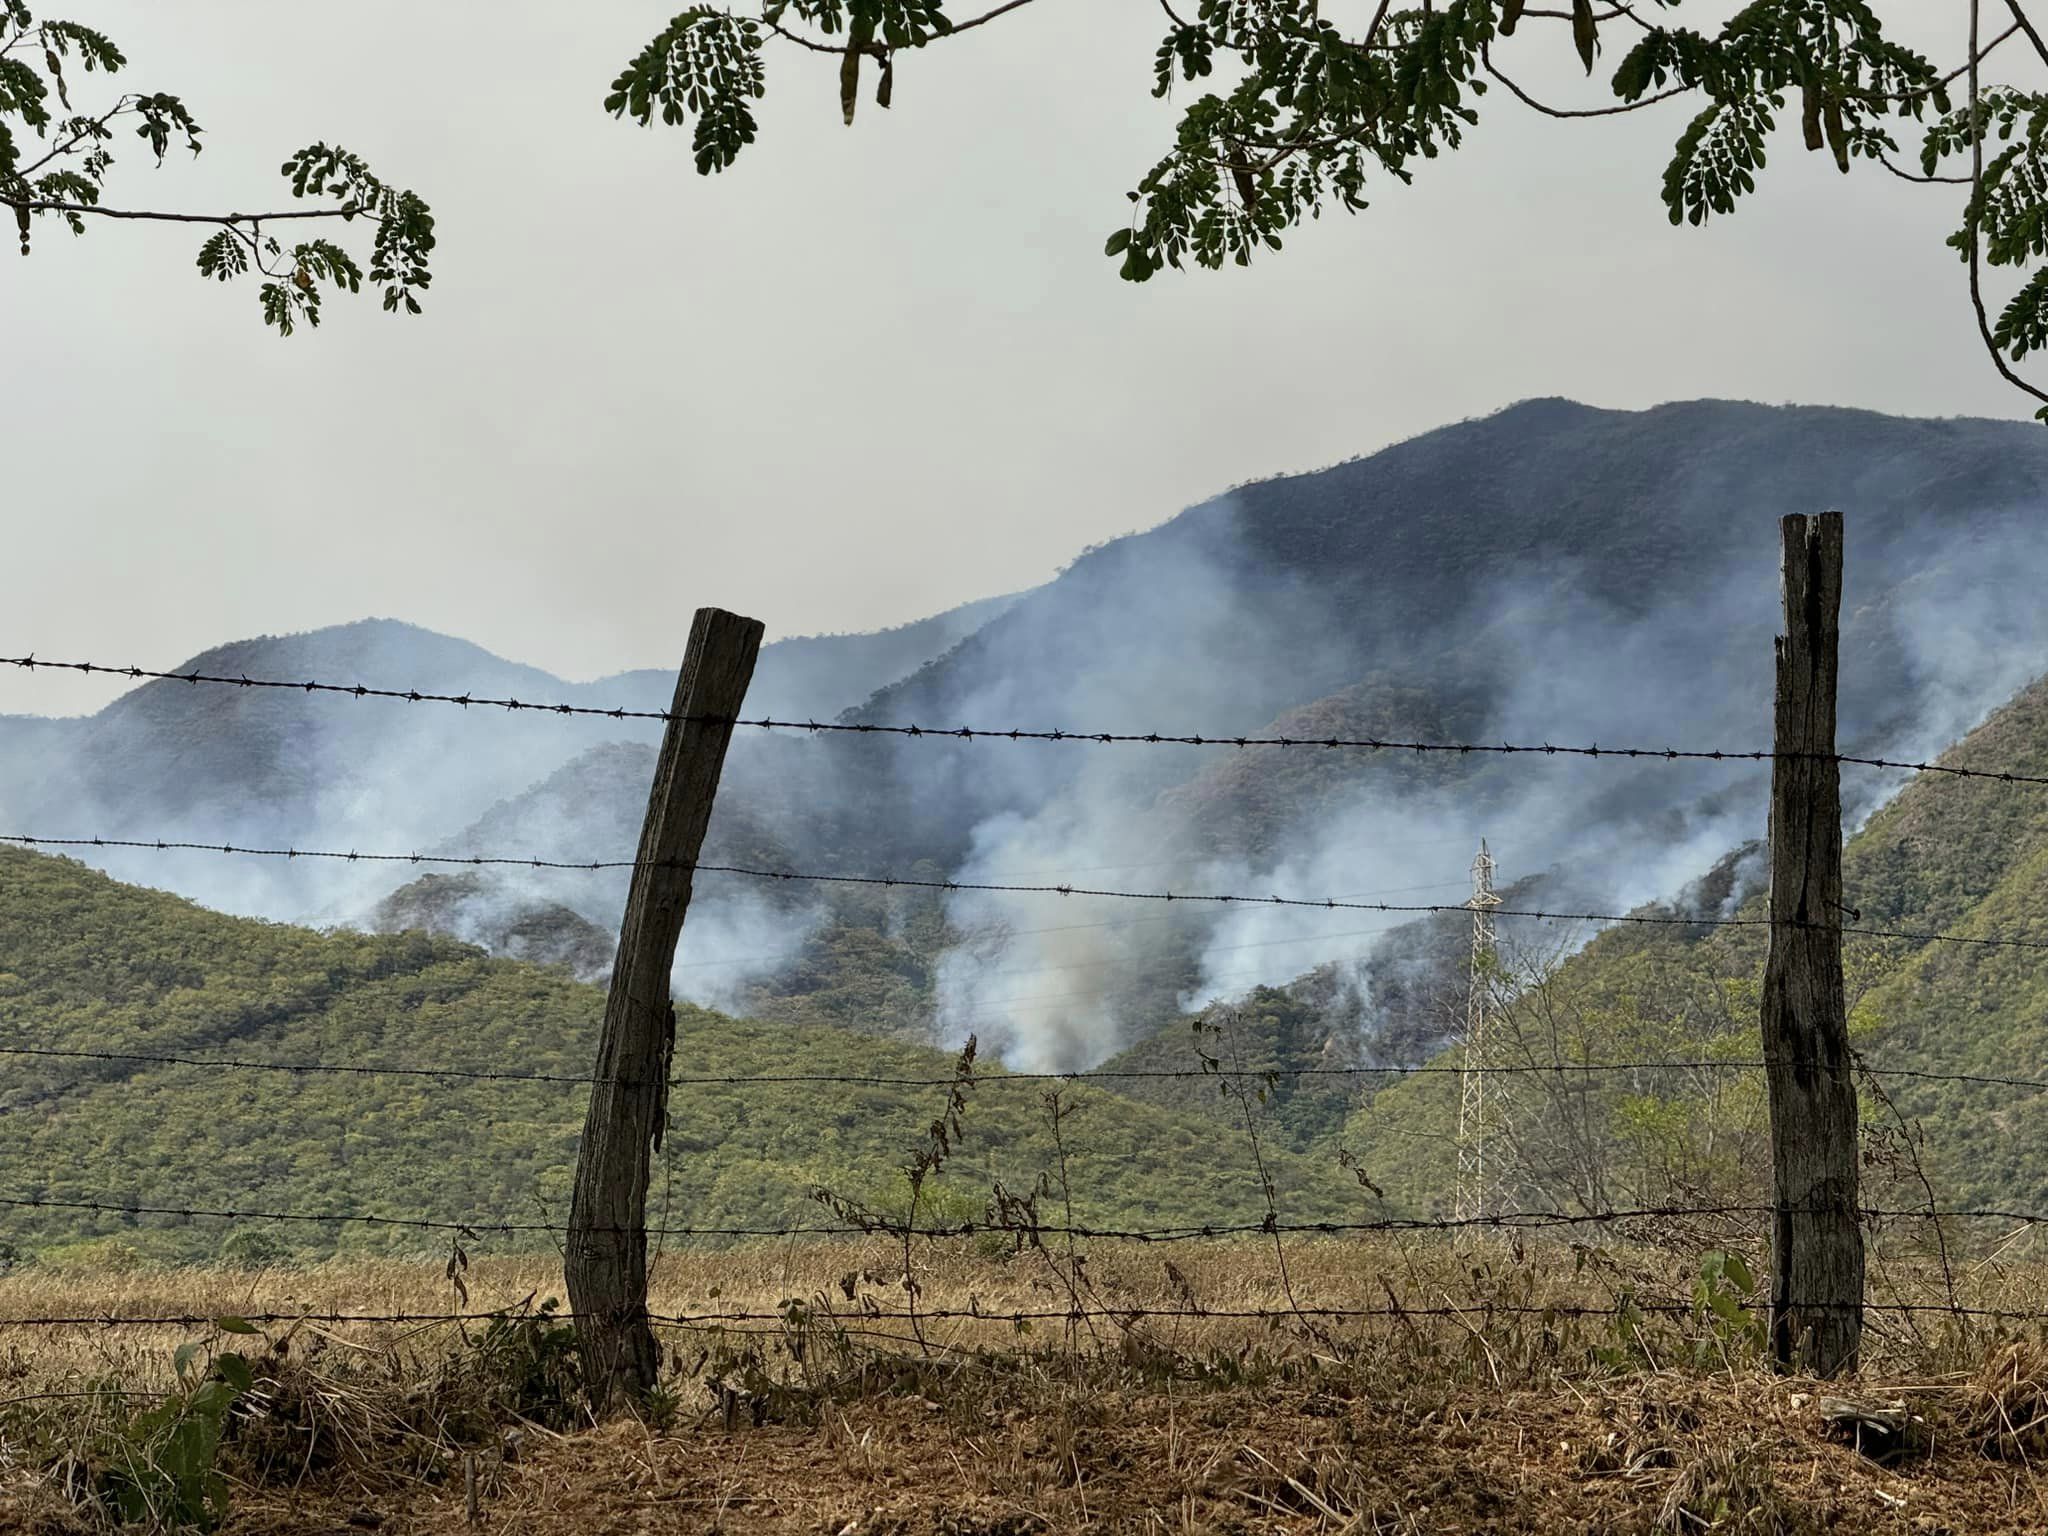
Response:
[[5, 1243, 2048, 1533], [125, 1373, 2048, 1535]]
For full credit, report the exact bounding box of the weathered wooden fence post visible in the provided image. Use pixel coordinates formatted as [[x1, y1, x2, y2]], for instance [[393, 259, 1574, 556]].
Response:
[[1760, 511, 1863, 1376], [568, 606, 763, 1413]]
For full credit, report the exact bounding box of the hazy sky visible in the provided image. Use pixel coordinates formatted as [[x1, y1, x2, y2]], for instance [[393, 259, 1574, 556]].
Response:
[[4, 2, 2035, 715]]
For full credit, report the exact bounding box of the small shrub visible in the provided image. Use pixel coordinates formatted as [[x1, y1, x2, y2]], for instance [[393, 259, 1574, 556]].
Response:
[[464, 1300, 584, 1431], [216, 1229, 293, 1270], [38, 1237, 147, 1275], [1692, 1250, 1767, 1365], [95, 1342, 253, 1533]]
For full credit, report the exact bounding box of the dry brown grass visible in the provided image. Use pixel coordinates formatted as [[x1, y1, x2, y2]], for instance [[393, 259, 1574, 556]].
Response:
[[4, 1236, 2048, 1533], [1962, 1339, 2048, 1463]]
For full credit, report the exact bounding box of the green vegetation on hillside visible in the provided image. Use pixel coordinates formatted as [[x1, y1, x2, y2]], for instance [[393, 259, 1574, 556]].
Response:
[[1342, 674, 2048, 1220], [14, 658, 2048, 1270], [1097, 984, 1368, 1157], [0, 848, 1363, 1267]]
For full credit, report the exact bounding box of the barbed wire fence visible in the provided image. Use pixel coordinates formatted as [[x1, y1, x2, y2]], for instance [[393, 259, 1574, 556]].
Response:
[[6, 649, 2047, 785], [8, 832, 2048, 949], [1, 516, 2044, 1377]]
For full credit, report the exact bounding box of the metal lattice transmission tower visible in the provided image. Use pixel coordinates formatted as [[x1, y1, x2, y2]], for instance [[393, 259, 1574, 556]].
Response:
[[1454, 840, 1506, 1224]]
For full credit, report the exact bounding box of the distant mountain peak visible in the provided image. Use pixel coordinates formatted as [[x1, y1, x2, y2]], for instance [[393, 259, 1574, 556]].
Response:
[[171, 617, 545, 681]]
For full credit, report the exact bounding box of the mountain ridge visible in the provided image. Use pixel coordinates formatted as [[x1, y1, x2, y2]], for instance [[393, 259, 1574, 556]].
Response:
[[7, 398, 2048, 1075]]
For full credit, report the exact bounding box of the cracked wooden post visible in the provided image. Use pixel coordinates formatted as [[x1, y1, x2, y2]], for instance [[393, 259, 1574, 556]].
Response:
[[568, 606, 762, 1413], [1761, 511, 1864, 1377]]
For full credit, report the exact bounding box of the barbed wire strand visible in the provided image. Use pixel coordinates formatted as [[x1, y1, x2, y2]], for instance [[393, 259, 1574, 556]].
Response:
[[0, 1192, 2034, 1242], [9, 831, 2048, 954], [8, 1040, 2048, 1096], [3, 653, 2041, 787], [0, 1298, 2029, 1331]]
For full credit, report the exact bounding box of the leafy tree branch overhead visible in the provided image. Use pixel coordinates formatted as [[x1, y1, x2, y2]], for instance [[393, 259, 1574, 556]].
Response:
[[609, 0, 2048, 418], [9, 0, 2048, 416], [0, 1, 432, 335]]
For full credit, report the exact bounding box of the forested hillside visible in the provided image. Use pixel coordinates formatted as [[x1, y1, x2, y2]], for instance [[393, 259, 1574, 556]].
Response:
[[359, 400, 2048, 1071], [9, 655, 2048, 1268], [0, 847, 1360, 1266], [8, 399, 2048, 1083], [1337, 671, 2048, 1218]]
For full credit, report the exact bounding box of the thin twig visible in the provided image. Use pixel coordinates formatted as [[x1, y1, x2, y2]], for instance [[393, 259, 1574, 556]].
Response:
[[16, 97, 132, 180], [1969, 0, 2048, 409], [1875, 149, 1969, 185], [760, 16, 844, 55], [1942, 19, 2021, 89], [2001, 0, 2048, 70], [764, 0, 1039, 57], [946, 0, 1042, 38], [2, 197, 351, 227], [1513, 5, 1632, 22], [1482, 40, 1691, 118]]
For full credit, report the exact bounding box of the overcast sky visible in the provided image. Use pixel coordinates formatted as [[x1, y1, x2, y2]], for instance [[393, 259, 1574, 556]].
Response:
[[4, 1, 2035, 715]]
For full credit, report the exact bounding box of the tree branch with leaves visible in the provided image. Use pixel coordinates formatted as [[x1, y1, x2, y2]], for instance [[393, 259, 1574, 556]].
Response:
[[0, 1, 432, 335], [609, 0, 2048, 418]]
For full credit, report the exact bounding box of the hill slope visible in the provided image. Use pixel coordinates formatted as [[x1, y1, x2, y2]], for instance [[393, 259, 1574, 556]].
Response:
[[1334, 669, 2048, 1218], [0, 847, 1361, 1266], [670, 400, 2048, 1067], [0, 591, 1018, 928], [589, 589, 1026, 723], [9, 400, 2048, 1077]]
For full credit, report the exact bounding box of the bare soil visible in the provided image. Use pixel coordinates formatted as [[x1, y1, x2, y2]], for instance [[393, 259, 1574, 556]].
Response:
[[4, 1242, 2045, 1534]]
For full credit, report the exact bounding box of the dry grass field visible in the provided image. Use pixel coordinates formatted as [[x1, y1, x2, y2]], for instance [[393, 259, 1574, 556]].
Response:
[[4, 1234, 2048, 1533]]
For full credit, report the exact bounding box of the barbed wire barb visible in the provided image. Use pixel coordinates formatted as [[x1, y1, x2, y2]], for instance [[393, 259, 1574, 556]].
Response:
[[4, 652, 2043, 788]]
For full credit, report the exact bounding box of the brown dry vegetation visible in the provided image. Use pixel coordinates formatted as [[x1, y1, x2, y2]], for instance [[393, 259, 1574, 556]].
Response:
[[5, 1236, 2048, 1533]]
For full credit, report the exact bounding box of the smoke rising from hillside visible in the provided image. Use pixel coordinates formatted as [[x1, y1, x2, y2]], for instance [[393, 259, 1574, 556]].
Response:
[[10, 408, 2048, 1075], [924, 503, 2048, 1070], [14, 511, 2048, 1077]]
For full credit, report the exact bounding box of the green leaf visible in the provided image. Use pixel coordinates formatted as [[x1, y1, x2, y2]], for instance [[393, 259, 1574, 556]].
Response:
[[1994, 266, 2048, 361], [1661, 99, 1768, 226], [194, 229, 247, 281], [43, 21, 125, 74], [213, 1316, 259, 1335], [607, 10, 766, 173], [186, 1380, 237, 1417], [1570, 0, 1596, 75]]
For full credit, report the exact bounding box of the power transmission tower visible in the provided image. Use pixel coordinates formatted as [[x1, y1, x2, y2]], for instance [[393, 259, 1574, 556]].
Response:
[[1454, 840, 1504, 1224]]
